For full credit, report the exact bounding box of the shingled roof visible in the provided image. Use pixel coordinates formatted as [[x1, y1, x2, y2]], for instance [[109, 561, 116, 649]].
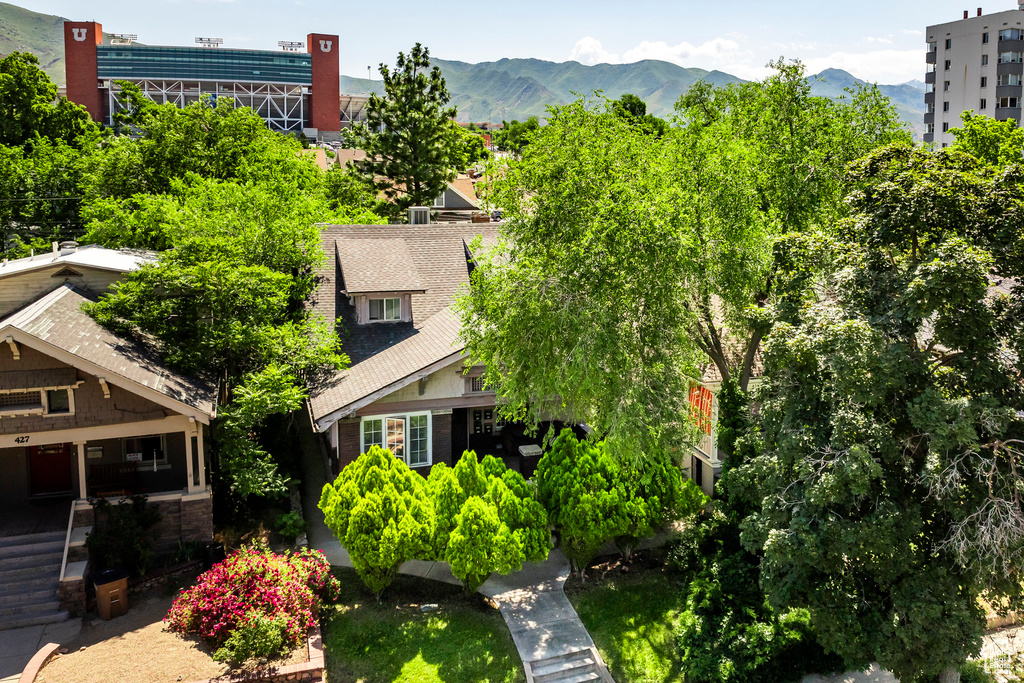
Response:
[[308, 222, 499, 428], [0, 284, 217, 420]]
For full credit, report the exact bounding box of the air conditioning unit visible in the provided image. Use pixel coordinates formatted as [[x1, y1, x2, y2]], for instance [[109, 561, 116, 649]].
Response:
[[409, 207, 430, 225]]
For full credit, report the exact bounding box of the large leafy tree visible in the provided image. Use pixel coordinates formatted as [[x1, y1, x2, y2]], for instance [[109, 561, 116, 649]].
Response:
[[348, 43, 463, 213], [0, 52, 96, 149], [737, 146, 1024, 683], [319, 447, 435, 597], [459, 62, 908, 461], [427, 452, 549, 592], [950, 110, 1024, 168]]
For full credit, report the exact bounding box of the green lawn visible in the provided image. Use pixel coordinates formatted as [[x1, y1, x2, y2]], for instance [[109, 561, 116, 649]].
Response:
[[321, 568, 524, 683], [567, 567, 688, 683]]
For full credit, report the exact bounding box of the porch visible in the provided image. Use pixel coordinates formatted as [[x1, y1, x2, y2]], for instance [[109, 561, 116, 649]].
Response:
[[0, 414, 209, 502]]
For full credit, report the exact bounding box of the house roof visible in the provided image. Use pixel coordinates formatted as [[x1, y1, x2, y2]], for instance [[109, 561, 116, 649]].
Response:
[[336, 239, 425, 294], [0, 245, 155, 281], [308, 222, 499, 427], [448, 177, 481, 209], [0, 284, 217, 420]]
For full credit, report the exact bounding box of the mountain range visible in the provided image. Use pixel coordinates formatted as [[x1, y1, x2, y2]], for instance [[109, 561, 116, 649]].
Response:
[[0, 0, 926, 136]]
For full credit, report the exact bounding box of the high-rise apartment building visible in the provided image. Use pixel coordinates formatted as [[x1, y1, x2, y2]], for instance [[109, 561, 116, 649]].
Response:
[[924, 3, 1024, 146]]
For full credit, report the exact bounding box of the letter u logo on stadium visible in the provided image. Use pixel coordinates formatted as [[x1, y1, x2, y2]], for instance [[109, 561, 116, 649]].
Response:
[[319, 40, 332, 52], [72, 28, 87, 42]]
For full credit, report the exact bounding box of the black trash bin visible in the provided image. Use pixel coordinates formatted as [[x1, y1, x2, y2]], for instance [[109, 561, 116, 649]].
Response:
[[203, 543, 225, 570]]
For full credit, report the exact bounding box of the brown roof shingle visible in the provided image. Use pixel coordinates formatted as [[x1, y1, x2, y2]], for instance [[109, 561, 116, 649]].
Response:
[[0, 284, 217, 418], [308, 222, 499, 424], [336, 239, 424, 294]]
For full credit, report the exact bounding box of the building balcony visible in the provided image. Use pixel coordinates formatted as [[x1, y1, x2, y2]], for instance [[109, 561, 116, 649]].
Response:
[[995, 107, 1022, 123], [997, 62, 1024, 76], [926, 51, 937, 64], [923, 112, 935, 124], [924, 92, 935, 105], [997, 84, 1024, 98], [923, 132, 935, 143], [998, 38, 1024, 53]]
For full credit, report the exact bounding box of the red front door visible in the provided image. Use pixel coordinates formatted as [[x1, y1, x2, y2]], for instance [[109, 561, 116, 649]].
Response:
[[28, 443, 73, 496]]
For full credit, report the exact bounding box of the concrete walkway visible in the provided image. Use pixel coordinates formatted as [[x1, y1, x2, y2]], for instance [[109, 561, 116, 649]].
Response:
[[0, 618, 81, 683]]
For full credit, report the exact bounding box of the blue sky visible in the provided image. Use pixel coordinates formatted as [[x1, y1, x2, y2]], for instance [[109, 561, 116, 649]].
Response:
[[16, 0, 1024, 83]]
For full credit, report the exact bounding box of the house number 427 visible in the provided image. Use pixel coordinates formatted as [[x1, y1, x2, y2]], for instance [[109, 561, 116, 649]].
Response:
[[14, 436, 28, 443]]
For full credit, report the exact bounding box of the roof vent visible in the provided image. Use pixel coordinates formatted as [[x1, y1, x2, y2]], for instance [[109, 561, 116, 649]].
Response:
[[409, 207, 430, 225], [59, 240, 78, 256]]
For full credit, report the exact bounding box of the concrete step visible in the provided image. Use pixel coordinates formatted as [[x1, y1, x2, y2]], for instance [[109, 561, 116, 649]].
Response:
[[533, 653, 597, 680], [0, 609, 69, 632], [0, 570, 61, 597], [0, 539, 65, 561], [0, 550, 63, 571], [538, 670, 600, 683], [0, 564, 61, 584], [0, 531, 65, 551], [0, 586, 59, 607], [0, 600, 61, 620]]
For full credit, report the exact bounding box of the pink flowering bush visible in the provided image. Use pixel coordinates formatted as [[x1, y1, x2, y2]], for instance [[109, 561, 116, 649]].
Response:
[[166, 547, 339, 662]]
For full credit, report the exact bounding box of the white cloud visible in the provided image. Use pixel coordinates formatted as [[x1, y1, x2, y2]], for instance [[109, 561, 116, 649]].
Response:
[[802, 48, 925, 84], [570, 36, 754, 73], [902, 29, 924, 36], [570, 37, 619, 65], [569, 37, 926, 85]]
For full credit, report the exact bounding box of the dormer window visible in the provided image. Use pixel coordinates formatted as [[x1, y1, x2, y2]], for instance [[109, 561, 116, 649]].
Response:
[[368, 297, 401, 322]]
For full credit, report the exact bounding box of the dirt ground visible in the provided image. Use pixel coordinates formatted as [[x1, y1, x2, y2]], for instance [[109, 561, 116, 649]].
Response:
[[36, 594, 305, 683]]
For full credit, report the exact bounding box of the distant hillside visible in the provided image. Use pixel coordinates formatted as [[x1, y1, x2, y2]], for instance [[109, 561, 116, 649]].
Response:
[[809, 68, 926, 139], [0, 0, 924, 135], [345, 59, 924, 137], [0, 0, 68, 83]]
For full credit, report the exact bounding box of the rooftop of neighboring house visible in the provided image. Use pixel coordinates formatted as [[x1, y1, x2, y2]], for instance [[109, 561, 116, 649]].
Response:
[[308, 222, 499, 426], [0, 243, 156, 281], [0, 283, 217, 420]]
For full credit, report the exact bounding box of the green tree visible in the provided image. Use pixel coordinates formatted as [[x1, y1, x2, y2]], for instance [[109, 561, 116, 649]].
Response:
[[493, 116, 539, 154], [348, 44, 462, 213], [950, 110, 1024, 168], [427, 452, 549, 593], [0, 52, 96, 149], [534, 430, 631, 578], [80, 97, 320, 202], [737, 146, 1024, 683], [612, 93, 669, 137], [450, 123, 490, 169], [319, 447, 435, 597], [459, 62, 908, 462], [615, 455, 706, 560]]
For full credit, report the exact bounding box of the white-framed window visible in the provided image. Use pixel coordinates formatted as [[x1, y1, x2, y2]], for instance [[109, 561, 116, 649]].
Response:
[[0, 387, 76, 417], [998, 96, 1021, 109], [998, 51, 1023, 64], [432, 193, 445, 208], [998, 73, 1023, 86], [999, 29, 1024, 41], [361, 411, 431, 467], [368, 297, 401, 321]]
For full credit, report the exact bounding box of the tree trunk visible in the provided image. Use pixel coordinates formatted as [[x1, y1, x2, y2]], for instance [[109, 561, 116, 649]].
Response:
[[938, 667, 960, 683]]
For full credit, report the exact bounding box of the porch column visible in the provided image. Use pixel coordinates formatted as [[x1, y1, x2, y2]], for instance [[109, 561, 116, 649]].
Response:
[[75, 442, 86, 499], [184, 430, 196, 493], [196, 423, 207, 490]]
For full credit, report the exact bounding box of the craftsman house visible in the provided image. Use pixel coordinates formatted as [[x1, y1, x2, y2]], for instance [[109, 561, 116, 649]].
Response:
[[307, 221, 725, 496], [0, 243, 217, 629], [308, 222, 576, 478]]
